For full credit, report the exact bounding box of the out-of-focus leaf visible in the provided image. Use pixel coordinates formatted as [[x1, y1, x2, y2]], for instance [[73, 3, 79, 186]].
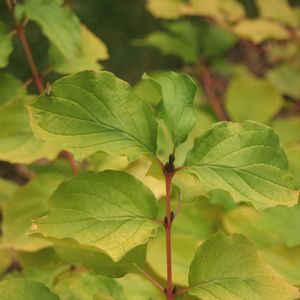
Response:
[[202, 25, 237, 59], [118, 273, 165, 300], [233, 19, 289, 43], [184, 121, 299, 210], [54, 239, 147, 278], [139, 21, 199, 63], [0, 178, 18, 207], [0, 72, 26, 107], [188, 233, 299, 300], [53, 270, 125, 300], [49, 24, 108, 74], [0, 279, 59, 300], [15, 0, 80, 60], [272, 117, 300, 144], [267, 64, 300, 99], [0, 21, 13, 68], [225, 73, 283, 123], [259, 245, 300, 286], [284, 143, 300, 188], [259, 204, 300, 247], [0, 97, 60, 164], [2, 173, 64, 251], [146, 0, 184, 19], [181, 0, 245, 23], [256, 0, 299, 27], [223, 206, 283, 248], [147, 229, 200, 287]]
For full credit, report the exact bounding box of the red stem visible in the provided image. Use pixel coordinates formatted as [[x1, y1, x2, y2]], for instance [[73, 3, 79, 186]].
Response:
[[15, 23, 44, 93], [64, 151, 78, 174], [198, 63, 228, 121], [164, 172, 174, 300], [8, 1, 78, 174]]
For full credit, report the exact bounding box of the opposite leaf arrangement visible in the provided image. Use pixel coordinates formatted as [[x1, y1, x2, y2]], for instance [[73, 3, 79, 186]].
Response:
[[3, 70, 295, 299]]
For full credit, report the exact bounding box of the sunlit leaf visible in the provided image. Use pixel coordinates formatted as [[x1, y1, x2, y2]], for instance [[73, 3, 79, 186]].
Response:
[[188, 233, 299, 300], [31, 171, 159, 262], [184, 121, 299, 210], [29, 70, 157, 160], [146, 71, 197, 146]]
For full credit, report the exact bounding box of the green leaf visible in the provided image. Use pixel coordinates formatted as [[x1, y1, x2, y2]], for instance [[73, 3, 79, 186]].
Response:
[[232, 19, 289, 44], [188, 233, 299, 300], [0, 21, 13, 68], [15, 0, 80, 59], [2, 173, 64, 251], [202, 25, 237, 59], [0, 72, 26, 107], [31, 170, 159, 262], [267, 64, 300, 99], [0, 97, 60, 164], [146, 72, 197, 146], [225, 73, 283, 123], [0, 279, 59, 300], [53, 270, 125, 300], [29, 70, 157, 160], [139, 21, 199, 63], [257, 0, 299, 27], [49, 24, 108, 74], [184, 121, 299, 210], [54, 239, 146, 278]]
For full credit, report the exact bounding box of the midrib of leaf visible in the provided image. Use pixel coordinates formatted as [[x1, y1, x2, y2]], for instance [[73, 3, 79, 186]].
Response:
[[188, 129, 269, 163], [60, 80, 155, 153], [193, 165, 293, 205], [35, 94, 155, 154]]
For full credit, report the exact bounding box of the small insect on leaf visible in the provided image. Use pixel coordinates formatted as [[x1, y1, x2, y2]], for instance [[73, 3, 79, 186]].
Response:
[[45, 82, 52, 96]]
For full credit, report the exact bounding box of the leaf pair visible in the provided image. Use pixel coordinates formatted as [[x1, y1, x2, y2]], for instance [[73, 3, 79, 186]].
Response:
[[28, 70, 298, 210]]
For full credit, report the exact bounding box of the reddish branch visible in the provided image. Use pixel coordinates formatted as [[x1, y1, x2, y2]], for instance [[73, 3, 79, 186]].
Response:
[[8, 0, 78, 173], [198, 63, 228, 121]]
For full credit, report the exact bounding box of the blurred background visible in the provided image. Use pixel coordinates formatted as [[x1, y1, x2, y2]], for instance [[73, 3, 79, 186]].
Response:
[[1, 1, 300, 298]]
